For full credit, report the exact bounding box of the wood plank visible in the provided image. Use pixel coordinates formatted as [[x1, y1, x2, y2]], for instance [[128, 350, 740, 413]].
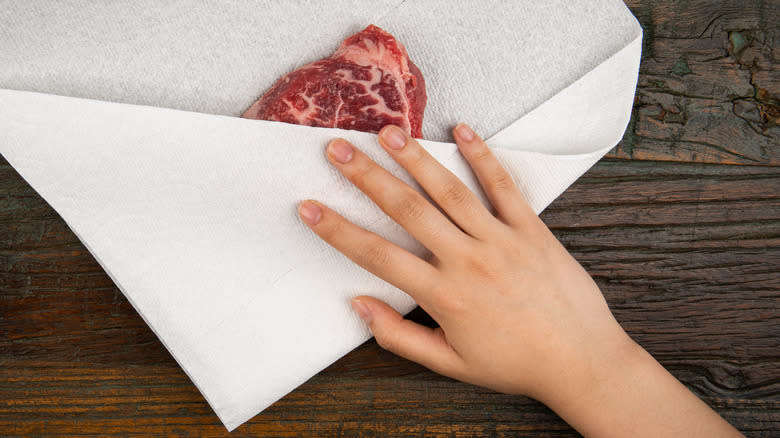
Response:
[[2, 157, 778, 435], [612, 0, 779, 165], [0, 359, 774, 437]]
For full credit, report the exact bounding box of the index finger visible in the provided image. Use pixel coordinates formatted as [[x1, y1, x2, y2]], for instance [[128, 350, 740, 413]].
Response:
[[298, 200, 442, 308]]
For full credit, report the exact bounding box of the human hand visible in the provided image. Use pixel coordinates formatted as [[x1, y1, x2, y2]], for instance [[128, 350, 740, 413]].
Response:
[[297, 124, 743, 437], [296, 123, 633, 401]]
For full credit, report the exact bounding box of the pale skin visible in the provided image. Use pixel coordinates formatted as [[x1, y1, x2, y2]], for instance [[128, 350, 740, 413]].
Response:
[[297, 123, 744, 437]]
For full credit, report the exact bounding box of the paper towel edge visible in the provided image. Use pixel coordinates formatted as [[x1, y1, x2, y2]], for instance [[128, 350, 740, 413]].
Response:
[[0, 15, 645, 433], [530, 32, 645, 214]]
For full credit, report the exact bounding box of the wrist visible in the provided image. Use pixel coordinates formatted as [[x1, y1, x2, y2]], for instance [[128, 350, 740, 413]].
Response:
[[529, 330, 651, 436], [535, 333, 743, 438], [535, 331, 646, 413]]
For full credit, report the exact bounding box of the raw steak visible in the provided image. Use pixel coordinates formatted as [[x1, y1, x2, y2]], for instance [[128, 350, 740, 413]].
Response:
[[242, 25, 427, 138]]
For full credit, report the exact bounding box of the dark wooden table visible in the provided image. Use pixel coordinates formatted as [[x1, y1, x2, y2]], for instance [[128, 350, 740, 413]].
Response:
[[1, 1, 778, 436]]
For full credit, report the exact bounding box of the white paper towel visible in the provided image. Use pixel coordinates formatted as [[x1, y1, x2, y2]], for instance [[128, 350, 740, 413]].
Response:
[[0, 0, 642, 431]]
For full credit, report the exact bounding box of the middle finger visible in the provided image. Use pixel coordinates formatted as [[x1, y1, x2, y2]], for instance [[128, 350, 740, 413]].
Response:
[[326, 138, 469, 256], [377, 125, 502, 239]]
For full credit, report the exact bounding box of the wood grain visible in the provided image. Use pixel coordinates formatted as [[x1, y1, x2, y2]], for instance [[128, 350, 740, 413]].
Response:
[[614, 0, 779, 165], [1, 0, 778, 436]]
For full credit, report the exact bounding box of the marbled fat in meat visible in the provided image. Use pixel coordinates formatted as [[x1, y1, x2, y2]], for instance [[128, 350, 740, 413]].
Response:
[[242, 25, 427, 138]]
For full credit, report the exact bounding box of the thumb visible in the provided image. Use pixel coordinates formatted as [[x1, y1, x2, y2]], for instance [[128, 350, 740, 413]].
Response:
[[351, 296, 465, 379]]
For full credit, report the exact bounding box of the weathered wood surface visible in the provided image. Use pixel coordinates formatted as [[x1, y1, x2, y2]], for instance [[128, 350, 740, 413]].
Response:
[[611, 0, 779, 165], [1, 0, 778, 436]]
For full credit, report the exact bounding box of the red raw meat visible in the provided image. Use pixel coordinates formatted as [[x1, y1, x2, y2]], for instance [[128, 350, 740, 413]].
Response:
[[242, 25, 427, 138]]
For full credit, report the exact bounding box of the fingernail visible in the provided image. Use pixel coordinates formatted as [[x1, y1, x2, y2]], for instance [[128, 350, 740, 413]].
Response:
[[351, 298, 373, 324], [328, 139, 354, 163], [456, 123, 475, 142], [299, 201, 322, 225], [382, 126, 407, 150]]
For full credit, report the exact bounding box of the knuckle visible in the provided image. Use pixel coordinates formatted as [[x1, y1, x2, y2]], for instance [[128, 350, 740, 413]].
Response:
[[349, 160, 376, 188], [375, 328, 401, 353], [318, 215, 344, 240], [438, 291, 467, 314], [486, 171, 514, 193], [465, 254, 499, 280], [425, 282, 465, 314], [361, 239, 393, 268], [470, 144, 493, 162], [438, 181, 470, 208], [404, 145, 428, 170], [393, 191, 427, 220]]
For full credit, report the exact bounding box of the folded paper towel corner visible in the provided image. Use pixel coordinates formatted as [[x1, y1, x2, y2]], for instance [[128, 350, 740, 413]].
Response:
[[0, 0, 642, 431]]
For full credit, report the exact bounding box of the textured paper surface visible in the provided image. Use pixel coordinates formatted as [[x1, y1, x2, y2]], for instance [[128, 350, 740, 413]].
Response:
[[1, 0, 638, 142], [0, 0, 641, 431]]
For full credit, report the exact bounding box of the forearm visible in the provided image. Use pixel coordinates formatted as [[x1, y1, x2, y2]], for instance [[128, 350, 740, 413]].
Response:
[[542, 338, 743, 438]]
